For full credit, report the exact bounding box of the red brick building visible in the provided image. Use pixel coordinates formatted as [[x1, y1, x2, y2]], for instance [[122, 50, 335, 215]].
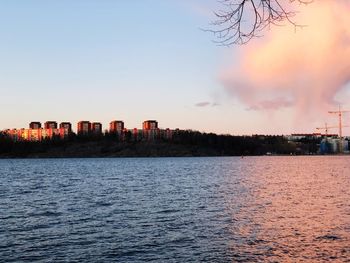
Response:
[[29, 122, 41, 129], [109, 120, 124, 133], [59, 122, 72, 133], [91, 122, 102, 135], [77, 121, 91, 135], [143, 120, 158, 130], [44, 121, 58, 129]]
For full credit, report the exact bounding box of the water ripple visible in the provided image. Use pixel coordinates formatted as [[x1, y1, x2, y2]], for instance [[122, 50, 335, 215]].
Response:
[[0, 157, 349, 262]]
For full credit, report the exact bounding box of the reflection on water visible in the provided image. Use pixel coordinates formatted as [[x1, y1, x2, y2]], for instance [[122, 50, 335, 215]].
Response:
[[224, 157, 350, 261], [0, 157, 349, 262]]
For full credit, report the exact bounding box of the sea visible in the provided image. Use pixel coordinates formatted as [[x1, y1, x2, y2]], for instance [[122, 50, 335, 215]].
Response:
[[0, 157, 349, 262]]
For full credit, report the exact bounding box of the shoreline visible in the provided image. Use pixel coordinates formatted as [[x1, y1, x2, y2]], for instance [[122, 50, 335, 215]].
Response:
[[0, 131, 334, 157], [0, 153, 345, 159]]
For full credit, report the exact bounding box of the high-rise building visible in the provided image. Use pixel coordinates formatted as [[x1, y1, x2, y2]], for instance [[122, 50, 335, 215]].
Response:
[[29, 122, 41, 129], [143, 120, 158, 130], [44, 121, 58, 129], [91, 122, 102, 135], [59, 122, 72, 133], [77, 121, 91, 135], [110, 120, 124, 133]]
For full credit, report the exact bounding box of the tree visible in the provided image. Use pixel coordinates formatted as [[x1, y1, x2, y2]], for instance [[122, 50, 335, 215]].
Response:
[[211, 0, 312, 45]]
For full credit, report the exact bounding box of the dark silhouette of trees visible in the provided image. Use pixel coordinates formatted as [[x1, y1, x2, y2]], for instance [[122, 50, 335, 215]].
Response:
[[0, 129, 321, 157], [0, 132, 13, 154], [210, 0, 312, 45], [172, 130, 299, 155]]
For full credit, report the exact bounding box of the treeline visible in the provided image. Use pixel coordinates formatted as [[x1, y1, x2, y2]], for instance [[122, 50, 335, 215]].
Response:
[[0, 130, 321, 157], [172, 130, 320, 155]]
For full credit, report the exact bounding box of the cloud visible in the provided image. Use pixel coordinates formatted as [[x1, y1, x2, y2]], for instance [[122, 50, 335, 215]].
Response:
[[195, 101, 221, 107], [221, 0, 350, 119], [246, 97, 294, 111], [195, 101, 211, 107]]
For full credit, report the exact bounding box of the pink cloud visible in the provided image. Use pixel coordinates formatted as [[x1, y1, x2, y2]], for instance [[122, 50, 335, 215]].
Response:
[[221, 0, 350, 120], [246, 97, 294, 111]]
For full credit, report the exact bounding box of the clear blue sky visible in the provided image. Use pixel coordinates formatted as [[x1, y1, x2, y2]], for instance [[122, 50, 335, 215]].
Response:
[[1, 0, 347, 135], [0, 0, 233, 133]]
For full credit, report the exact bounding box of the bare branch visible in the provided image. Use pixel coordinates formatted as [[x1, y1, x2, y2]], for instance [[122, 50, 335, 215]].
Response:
[[208, 0, 313, 45]]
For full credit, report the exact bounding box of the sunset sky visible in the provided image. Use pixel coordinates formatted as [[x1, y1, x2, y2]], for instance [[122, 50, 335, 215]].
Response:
[[1, 0, 350, 135]]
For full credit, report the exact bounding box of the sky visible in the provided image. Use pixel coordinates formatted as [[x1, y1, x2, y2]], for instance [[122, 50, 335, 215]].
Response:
[[1, 0, 350, 135]]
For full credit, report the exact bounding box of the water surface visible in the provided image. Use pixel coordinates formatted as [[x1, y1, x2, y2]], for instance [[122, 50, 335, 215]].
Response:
[[0, 157, 349, 262]]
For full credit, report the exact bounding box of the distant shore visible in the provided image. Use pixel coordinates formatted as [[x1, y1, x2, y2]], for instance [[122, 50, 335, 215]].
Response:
[[0, 130, 323, 158]]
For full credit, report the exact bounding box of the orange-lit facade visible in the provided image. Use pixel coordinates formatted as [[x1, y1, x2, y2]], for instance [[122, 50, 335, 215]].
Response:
[[3, 119, 174, 142], [140, 120, 173, 141], [110, 120, 124, 133], [143, 120, 158, 130], [5, 128, 70, 141], [4, 120, 72, 141], [77, 121, 91, 135]]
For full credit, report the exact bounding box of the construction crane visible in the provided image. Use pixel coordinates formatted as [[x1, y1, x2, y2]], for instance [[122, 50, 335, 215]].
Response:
[[316, 123, 349, 136], [328, 105, 350, 153], [316, 123, 338, 136]]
